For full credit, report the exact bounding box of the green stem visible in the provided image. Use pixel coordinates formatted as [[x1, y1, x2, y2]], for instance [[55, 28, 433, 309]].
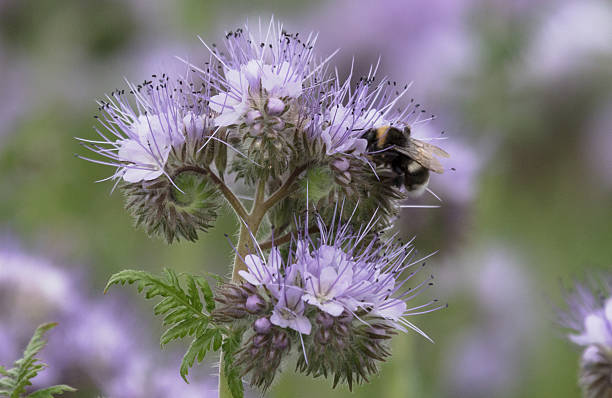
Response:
[[218, 167, 305, 398], [218, 350, 233, 398]]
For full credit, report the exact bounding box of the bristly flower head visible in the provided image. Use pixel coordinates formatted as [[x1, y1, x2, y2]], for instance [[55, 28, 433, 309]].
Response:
[[78, 75, 224, 243], [187, 19, 341, 182], [213, 208, 444, 391], [559, 273, 612, 398]]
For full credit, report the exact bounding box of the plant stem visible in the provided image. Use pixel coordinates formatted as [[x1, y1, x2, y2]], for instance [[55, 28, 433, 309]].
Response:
[[219, 166, 305, 398], [262, 164, 308, 211], [218, 350, 233, 398]]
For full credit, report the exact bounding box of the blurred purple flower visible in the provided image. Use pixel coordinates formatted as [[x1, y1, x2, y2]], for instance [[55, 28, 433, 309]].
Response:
[[0, 244, 217, 398], [523, 0, 612, 82], [303, 0, 476, 102], [441, 245, 537, 397]]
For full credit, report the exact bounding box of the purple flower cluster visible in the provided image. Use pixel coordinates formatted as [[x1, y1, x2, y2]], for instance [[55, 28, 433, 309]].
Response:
[[213, 211, 443, 390], [239, 216, 437, 337], [306, 70, 431, 162], [76, 18, 449, 393]]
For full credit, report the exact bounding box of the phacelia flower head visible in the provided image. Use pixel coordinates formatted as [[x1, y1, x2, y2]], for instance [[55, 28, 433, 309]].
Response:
[[78, 75, 226, 243], [187, 19, 341, 182], [213, 208, 443, 391], [559, 273, 612, 398]]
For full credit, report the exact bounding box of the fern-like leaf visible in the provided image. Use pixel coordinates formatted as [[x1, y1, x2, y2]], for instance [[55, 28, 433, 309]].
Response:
[[26, 385, 75, 398], [222, 328, 245, 398], [0, 323, 75, 398], [105, 268, 220, 381]]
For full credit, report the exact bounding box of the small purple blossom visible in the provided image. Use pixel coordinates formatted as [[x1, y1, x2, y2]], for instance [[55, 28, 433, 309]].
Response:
[[307, 66, 433, 162], [239, 247, 283, 287], [269, 285, 312, 335], [78, 76, 208, 184], [294, 213, 440, 336], [196, 20, 323, 128]]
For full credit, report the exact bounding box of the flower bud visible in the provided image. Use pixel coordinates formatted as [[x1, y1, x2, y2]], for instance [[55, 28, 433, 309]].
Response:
[[250, 122, 264, 136], [266, 97, 285, 116], [315, 329, 331, 345], [246, 110, 262, 124], [245, 294, 266, 314], [333, 158, 350, 172], [253, 317, 272, 334], [253, 334, 268, 348], [270, 118, 285, 131], [337, 311, 353, 324], [272, 332, 289, 350], [316, 312, 334, 328]]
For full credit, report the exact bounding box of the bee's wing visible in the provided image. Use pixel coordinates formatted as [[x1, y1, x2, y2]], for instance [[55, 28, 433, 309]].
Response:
[[396, 139, 449, 174]]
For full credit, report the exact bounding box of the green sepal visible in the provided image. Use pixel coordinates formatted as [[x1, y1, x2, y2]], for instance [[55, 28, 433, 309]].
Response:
[[301, 165, 334, 204]]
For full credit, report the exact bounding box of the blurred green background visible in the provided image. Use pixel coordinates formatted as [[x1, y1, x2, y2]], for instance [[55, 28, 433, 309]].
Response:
[[1, 0, 611, 397]]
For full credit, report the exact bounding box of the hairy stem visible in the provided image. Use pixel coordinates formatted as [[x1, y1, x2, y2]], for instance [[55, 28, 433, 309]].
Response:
[[262, 163, 308, 211], [218, 351, 232, 398], [219, 165, 306, 398]]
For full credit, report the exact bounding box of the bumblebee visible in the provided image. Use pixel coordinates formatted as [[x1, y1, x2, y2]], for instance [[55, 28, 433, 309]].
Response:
[[361, 125, 449, 197]]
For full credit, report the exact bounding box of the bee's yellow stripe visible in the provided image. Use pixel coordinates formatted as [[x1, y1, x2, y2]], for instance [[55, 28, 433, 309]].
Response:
[[376, 126, 390, 148]]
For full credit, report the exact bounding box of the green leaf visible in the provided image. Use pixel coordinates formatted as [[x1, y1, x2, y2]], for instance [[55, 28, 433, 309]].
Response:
[[26, 385, 76, 398], [0, 324, 75, 398], [106, 268, 222, 381], [196, 277, 215, 313], [180, 328, 219, 382], [222, 329, 245, 398]]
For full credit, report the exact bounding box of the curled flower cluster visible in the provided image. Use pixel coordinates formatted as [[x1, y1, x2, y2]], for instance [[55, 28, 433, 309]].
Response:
[[212, 213, 443, 390], [559, 274, 612, 398]]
